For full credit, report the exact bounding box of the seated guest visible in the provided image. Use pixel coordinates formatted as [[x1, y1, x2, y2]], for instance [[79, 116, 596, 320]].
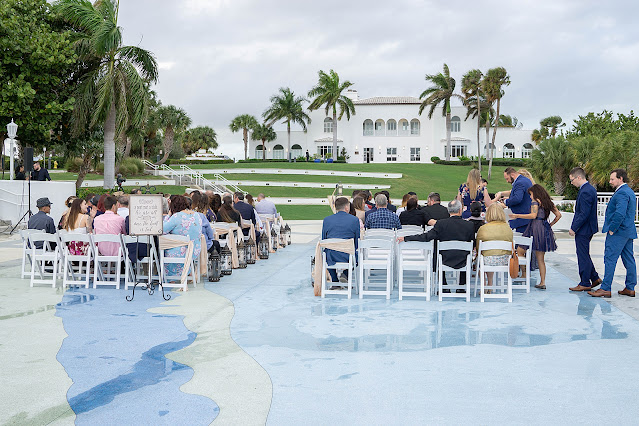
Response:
[[467, 201, 485, 234], [363, 190, 374, 211], [192, 191, 220, 254], [93, 195, 125, 256], [218, 195, 242, 227], [352, 196, 366, 223], [64, 198, 90, 255], [117, 195, 130, 219], [130, 188, 142, 194], [422, 192, 450, 226], [322, 197, 360, 282], [380, 190, 396, 213], [365, 194, 402, 230], [28, 197, 56, 248], [234, 191, 260, 244], [399, 200, 475, 288], [163, 195, 202, 278], [476, 203, 513, 290], [399, 197, 428, 227], [255, 193, 277, 215], [348, 199, 365, 230], [245, 194, 264, 233], [58, 196, 77, 230], [395, 193, 411, 216]]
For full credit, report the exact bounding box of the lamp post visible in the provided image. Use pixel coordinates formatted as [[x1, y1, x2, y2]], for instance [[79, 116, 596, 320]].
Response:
[[6, 119, 18, 180]]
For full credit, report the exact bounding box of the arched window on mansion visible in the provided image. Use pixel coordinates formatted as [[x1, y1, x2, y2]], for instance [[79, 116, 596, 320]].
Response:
[[254, 144, 264, 159], [323, 117, 333, 133], [291, 144, 303, 159], [522, 143, 534, 158], [272, 144, 284, 160], [398, 119, 409, 136], [387, 119, 397, 136], [503, 143, 515, 158], [375, 119, 385, 136], [410, 119, 420, 136], [363, 119, 374, 136], [484, 143, 496, 158], [451, 116, 461, 132]]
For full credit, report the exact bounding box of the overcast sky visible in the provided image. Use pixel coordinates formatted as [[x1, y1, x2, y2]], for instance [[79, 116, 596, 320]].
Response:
[[119, 0, 638, 159]]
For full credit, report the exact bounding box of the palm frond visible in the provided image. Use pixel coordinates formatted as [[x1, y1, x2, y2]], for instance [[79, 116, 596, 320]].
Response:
[[117, 46, 159, 82]]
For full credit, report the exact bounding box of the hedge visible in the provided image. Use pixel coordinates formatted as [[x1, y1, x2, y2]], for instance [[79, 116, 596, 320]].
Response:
[[167, 158, 234, 165], [433, 158, 529, 167]]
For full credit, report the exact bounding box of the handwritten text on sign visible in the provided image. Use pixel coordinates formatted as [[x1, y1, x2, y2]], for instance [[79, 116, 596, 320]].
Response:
[[129, 195, 163, 235]]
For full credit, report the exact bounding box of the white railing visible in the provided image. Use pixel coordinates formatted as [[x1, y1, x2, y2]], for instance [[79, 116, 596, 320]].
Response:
[[213, 174, 243, 193], [597, 192, 639, 225], [142, 159, 158, 171]]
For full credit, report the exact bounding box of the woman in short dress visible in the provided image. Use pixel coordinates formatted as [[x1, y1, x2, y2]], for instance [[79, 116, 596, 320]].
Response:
[[476, 203, 513, 291], [509, 184, 562, 290], [458, 169, 492, 219], [162, 195, 202, 278], [64, 198, 90, 255]]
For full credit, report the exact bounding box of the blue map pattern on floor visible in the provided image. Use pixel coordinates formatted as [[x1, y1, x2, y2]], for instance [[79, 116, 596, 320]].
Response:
[[55, 288, 219, 425]]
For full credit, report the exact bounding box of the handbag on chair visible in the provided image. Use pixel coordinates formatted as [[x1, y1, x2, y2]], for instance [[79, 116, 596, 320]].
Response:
[[509, 242, 519, 279]]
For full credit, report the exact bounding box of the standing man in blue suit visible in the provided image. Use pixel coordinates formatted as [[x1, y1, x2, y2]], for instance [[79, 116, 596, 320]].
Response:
[[568, 167, 602, 291], [495, 167, 533, 233], [321, 197, 360, 283], [589, 169, 637, 298]]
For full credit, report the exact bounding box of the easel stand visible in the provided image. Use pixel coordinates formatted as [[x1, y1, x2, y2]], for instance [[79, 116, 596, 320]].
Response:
[[126, 236, 170, 302]]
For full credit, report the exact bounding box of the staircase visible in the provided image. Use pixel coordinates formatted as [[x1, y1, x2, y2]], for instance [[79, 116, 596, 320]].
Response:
[[143, 160, 242, 194]]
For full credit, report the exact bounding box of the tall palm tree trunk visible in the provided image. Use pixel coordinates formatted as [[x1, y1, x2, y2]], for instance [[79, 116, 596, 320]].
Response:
[[332, 110, 337, 161], [158, 127, 174, 165], [124, 136, 132, 158], [485, 111, 491, 178], [476, 101, 482, 171], [75, 150, 93, 190], [103, 103, 116, 189], [141, 138, 145, 160], [488, 98, 502, 179], [287, 121, 291, 162], [243, 128, 248, 160], [445, 109, 452, 161], [262, 138, 266, 161]]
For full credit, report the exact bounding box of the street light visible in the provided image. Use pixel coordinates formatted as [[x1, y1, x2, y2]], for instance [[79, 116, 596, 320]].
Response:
[[6, 119, 18, 181]]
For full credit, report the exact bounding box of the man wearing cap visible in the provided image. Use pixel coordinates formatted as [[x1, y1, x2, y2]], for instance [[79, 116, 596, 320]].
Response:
[[28, 197, 56, 248]]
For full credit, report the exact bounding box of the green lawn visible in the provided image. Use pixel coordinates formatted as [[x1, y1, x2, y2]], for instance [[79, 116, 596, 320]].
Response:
[[275, 205, 332, 220]]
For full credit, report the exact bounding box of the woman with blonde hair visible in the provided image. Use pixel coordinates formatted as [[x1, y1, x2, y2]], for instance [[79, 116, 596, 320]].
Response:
[[458, 168, 491, 219], [395, 193, 411, 216], [476, 203, 513, 291], [352, 195, 366, 223], [517, 168, 536, 185]]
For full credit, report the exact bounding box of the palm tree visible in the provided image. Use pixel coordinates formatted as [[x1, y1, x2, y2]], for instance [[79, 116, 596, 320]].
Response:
[[419, 64, 462, 161], [308, 70, 356, 160], [263, 88, 311, 162], [251, 124, 277, 161], [154, 105, 191, 165], [229, 114, 259, 160], [529, 136, 574, 195], [56, 0, 158, 189], [461, 69, 483, 170], [539, 116, 565, 137], [483, 67, 510, 178]]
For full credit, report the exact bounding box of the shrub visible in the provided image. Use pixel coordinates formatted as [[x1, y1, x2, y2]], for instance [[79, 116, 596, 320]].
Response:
[[76, 187, 112, 199], [117, 163, 137, 176], [95, 162, 104, 173], [430, 156, 440, 162], [556, 202, 575, 212], [167, 158, 234, 165], [66, 157, 83, 172], [119, 157, 145, 174], [237, 159, 289, 163]]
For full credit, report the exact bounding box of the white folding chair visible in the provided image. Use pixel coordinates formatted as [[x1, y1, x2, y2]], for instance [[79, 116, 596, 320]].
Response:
[[437, 240, 473, 302], [358, 239, 393, 299], [475, 240, 513, 303], [319, 239, 356, 299], [59, 232, 93, 289], [364, 228, 396, 238], [513, 236, 533, 293], [399, 225, 424, 234], [20, 229, 44, 279], [398, 241, 434, 300], [27, 233, 60, 288], [91, 234, 123, 289], [159, 235, 197, 291]]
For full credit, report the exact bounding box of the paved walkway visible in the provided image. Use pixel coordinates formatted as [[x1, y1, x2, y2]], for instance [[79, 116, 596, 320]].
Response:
[[1, 225, 638, 424]]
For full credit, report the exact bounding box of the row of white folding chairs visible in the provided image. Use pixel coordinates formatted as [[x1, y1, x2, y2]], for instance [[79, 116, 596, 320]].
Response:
[[22, 230, 199, 291], [319, 235, 534, 303]]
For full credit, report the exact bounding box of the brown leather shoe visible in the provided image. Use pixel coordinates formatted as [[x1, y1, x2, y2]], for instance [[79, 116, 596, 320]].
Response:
[[588, 289, 611, 298], [569, 285, 592, 292], [618, 288, 636, 297], [591, 278, 602, 289]]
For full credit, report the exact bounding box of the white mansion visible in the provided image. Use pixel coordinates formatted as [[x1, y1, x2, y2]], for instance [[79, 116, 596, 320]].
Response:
[[249, 90, 534, 163]]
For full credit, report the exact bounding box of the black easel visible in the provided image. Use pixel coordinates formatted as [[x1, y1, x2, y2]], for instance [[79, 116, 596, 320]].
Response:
[[10, 177, 32, 234]]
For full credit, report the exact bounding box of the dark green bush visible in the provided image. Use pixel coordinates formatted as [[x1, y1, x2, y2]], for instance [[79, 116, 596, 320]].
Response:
[[167, 158, 234, 165], [65, 157, 83, 172], [430, 156, 440, 162]]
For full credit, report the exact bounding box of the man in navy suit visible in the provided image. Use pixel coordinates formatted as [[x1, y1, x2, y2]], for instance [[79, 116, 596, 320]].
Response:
[[589, 169, 637, 298], [568, 167, 602, 291], [321, 197, 360, 282], [233, 192, 260, 245], [496, 167, 533, 233]]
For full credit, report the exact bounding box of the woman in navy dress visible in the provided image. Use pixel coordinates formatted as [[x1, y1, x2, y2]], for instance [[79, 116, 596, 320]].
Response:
[[509, 184, 562, 290], [458, 169, 492, 219]]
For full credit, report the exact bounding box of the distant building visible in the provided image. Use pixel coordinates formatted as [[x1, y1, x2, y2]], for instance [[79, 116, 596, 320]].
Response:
[[249, 89, 534, 163]]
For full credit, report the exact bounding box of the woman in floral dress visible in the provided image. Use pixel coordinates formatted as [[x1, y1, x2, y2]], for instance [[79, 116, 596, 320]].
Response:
[[64, 198, 89, 255], [163, 195, 202, 278]]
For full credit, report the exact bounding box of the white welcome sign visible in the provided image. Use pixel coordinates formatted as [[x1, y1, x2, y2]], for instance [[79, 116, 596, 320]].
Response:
[[129, 194, 163, 236]]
